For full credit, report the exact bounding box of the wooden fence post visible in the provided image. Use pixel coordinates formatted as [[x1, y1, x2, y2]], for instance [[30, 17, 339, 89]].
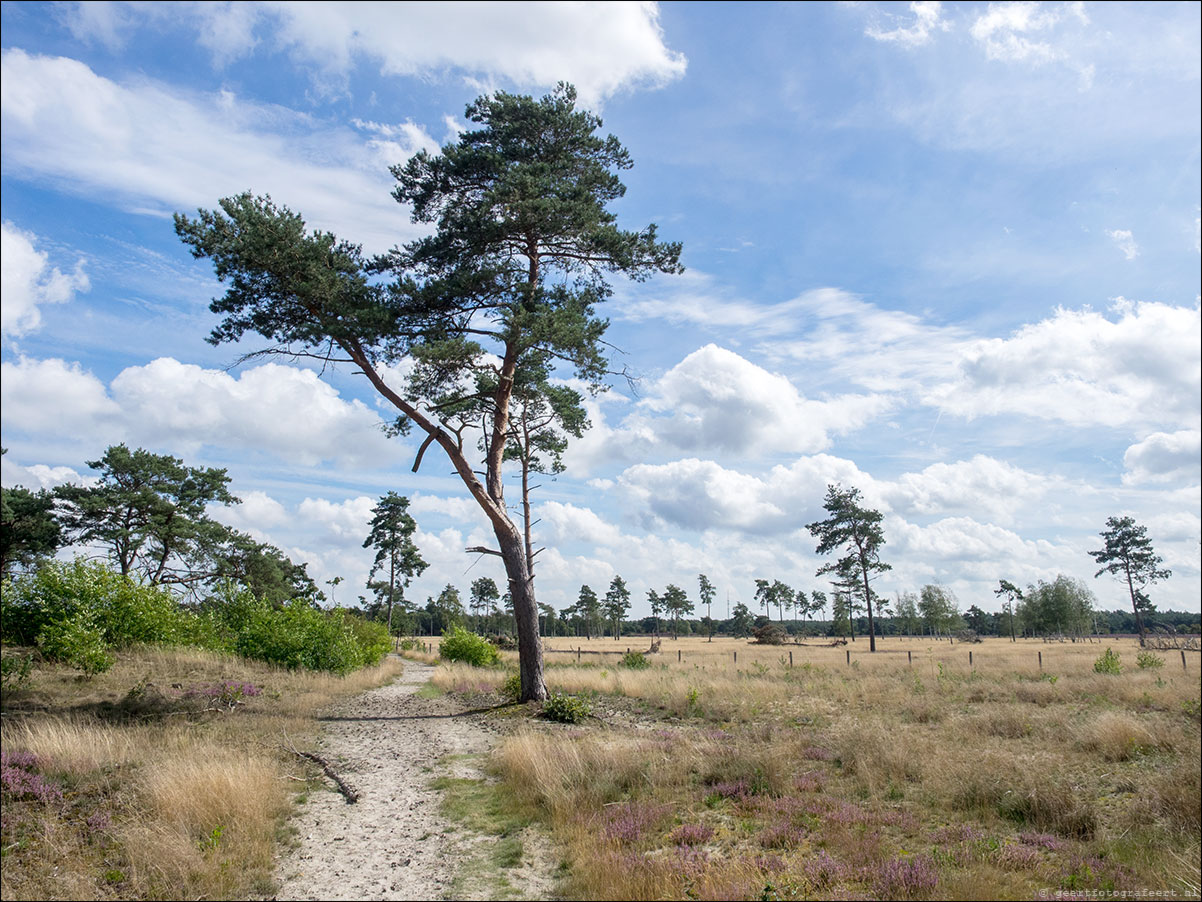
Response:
[[1182, 649, 1188, 670], [969, 650, 973, 668], [907, 650, 912, 666], [846, 649, 850, 665], [789, 651, 793, 667], [1038, 651, 1042, 670]]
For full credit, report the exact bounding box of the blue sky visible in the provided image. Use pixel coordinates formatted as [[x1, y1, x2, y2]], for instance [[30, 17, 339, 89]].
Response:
[[2, 1, 1199, 617]]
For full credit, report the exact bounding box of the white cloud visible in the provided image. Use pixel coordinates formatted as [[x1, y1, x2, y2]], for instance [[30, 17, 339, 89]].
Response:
[[56, 1, 687, 106], [0, 49, 428, 253], [297, 495, 377, 544], [637, 344, 891, 456], [1, 222, 89, 338], [0, 355, 396, 467], [109, 358, 394, 466], [968, 1, 1086, 64], [766, 288, 974, 393], [1105, 228, 1139, 260], [867, 3, 1198, 158], [208, 489, 290, 538], [0, 455, 89, 491], [866, 1, 950, 47], [1122, 430, 1202, 486], [929, 299, 1201, 430], [618, 454, 872, 534], [0, 357, 119, 435], [880, 455, 1051, 524]]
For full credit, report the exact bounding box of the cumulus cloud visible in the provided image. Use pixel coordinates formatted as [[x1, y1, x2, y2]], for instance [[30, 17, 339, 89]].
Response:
[[538, 501, 624, 547], [1122, 430, 1202, 485], [55, 1, 687, 105], [1105, 228, 1139, 260], [618, 454, 872, 534], [638, 344, 891, 456], [1, 222, 89, 338], [0, 355, 396, 467], [0, 49, 430, 253], [880, 455, 1052, 524], [0, 454, 89, 491], [929, 299, 1201, 430], [866, 1, 950, 47]]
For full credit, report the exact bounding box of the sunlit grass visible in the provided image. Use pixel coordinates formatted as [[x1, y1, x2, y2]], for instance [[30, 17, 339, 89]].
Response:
[[1, 644, 402, 901]]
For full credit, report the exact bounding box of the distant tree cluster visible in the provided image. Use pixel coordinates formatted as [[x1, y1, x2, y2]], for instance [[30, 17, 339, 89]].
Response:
[[2, 445, 320, 603]]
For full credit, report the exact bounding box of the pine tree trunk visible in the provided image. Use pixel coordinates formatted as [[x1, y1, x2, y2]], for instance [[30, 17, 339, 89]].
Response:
[[495, 523, 546, 701]]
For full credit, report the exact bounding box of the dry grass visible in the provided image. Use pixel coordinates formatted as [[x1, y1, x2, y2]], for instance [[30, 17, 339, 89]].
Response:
[[1, 644, 402, 901], [465, 634, 1202, 900]]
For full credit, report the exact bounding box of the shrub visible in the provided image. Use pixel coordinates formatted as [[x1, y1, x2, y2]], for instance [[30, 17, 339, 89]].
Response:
[[439, 625, 500, 667], [1093, 648, 1122, 675], [500, 672, 523, 702], [751, 624, 786, 645], [399, 637, 422, 651], [1135, 650, 1164, 670], [2, 558, 189, 649], [37, 610, 113, 677], [542, 692, 591, 723], [621, 651, 650, 669], [0, 652, 36, 687]]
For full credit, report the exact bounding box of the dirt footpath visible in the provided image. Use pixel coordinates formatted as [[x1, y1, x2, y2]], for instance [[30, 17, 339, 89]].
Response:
[[274, 660, 552, 901]]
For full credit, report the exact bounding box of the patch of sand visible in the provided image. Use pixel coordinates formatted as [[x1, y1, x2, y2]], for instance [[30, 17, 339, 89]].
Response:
[[274, 660, 554, 901]]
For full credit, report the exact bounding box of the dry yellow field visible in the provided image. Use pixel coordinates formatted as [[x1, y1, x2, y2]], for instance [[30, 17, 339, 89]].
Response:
[[427, 632, 1201, 900]]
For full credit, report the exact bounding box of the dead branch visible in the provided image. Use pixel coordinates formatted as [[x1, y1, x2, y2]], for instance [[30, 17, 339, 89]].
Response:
[[281, 734, 359, 804]]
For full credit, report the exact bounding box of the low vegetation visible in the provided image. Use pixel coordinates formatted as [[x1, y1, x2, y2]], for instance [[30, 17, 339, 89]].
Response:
[[2, 559, 391, 676], [0, 642, 402, 901], [422, 634, 1201, 900]]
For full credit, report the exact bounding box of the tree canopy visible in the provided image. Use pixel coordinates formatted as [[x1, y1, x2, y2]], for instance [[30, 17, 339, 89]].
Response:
[[364, 492, 427, 633], [807, 484, 891, 651], [175, 83, 681, 700], [1090, 515, 1170, 645]]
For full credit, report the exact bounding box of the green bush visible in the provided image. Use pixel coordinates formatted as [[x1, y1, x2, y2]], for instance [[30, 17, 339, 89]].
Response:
[[621, 651, 650, 669], [1093, 647, 1122, 675], [541, 692, 591, 723], [1135, 650, 1164, 670], [37, 611, 113, 677], [399, 638, 422, 651], [438, 625, 500, 667], [2, 558, 189, 649], [500, 672, 522, 702]]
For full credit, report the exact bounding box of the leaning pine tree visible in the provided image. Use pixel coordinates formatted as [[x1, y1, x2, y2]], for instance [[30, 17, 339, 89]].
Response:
[[175, 84, 682, 700]]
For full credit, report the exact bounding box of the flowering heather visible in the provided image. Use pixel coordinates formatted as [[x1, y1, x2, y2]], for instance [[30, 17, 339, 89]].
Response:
[[794, 770, 824, 792], [801, 849, 852, 888], [1, 749, 63, 804], [760, 820, 809, 849], [869, 854, 938, 898], [673, 845, 710, 879], [671, 822, 715, 846], [85, 811, 113, 833], [930, 824, 987, 845], [1017, 831, 1066, 851], [994, 841, 1041, 870], [802, 746, 834, 761], [706, 778, 751, 800], [599, 802, 672, 844]]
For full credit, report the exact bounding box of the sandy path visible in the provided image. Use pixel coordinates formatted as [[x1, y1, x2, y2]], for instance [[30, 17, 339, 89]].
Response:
[[274, 660, 543, 901]]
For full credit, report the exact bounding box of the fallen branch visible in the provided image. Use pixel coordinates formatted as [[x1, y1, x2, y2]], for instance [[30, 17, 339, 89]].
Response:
[[281, 732, 359, 804]]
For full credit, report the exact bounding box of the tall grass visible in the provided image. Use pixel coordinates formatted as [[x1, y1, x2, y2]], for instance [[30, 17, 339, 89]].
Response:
[[473, 635, 1201, 900], [0, 644, 402, 901]]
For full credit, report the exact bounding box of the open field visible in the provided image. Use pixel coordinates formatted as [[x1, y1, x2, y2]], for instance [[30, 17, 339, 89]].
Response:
[[429, 634, 1202, 900], [0, 645, 403, 901]]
